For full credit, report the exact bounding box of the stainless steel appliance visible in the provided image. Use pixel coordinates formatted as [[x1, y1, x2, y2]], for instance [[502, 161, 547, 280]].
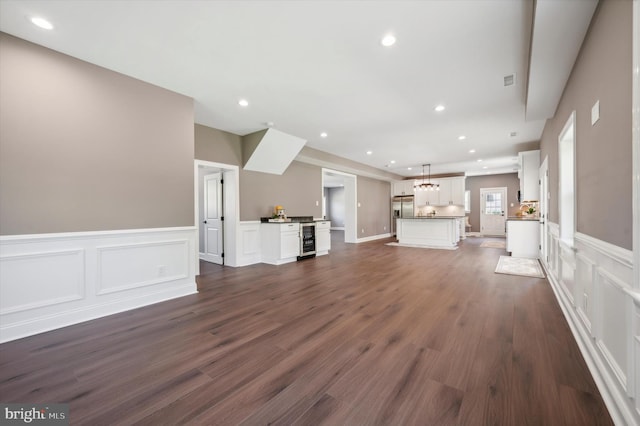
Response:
[[392, 195, 414, 234], [298, 222, 316, 259]]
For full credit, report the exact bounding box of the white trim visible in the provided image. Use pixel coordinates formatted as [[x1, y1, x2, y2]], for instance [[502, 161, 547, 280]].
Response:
[[558, 110, 577, 246], [0, 226, 196, 242], [356, 233, 392, 243], [632, 0, 640, 294], [194, 160, 240, 268], [322, 168, 358, 244], [576, 232, 634, 269]]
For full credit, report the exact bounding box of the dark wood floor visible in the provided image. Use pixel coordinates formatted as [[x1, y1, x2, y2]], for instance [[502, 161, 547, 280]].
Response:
[[0, 232, 612, 425]]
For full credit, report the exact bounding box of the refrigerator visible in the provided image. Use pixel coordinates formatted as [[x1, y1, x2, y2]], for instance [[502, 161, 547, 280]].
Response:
[[392, 195, 414, 235]]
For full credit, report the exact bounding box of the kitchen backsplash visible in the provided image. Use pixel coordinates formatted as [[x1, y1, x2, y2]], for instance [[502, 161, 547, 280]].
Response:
[[416, 205, 465, 217]]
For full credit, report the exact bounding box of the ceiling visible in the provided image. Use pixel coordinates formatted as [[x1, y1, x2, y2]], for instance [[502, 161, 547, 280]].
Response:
[[0, 0, 597, 178]]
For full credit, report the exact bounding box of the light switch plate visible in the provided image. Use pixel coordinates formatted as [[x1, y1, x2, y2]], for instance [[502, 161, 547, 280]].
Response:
[[591, 100, 600, 125]]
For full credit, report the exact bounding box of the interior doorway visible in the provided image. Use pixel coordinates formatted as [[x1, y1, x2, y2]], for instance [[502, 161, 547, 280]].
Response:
[[322, 169, 357, 243], [480, 187, 507, 236], [202, 172, 224, 265], [194, 160, 239, 273]]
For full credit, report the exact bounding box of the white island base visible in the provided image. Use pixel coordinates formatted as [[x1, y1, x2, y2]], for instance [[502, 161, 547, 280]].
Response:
[[396, 218, 460, 249]]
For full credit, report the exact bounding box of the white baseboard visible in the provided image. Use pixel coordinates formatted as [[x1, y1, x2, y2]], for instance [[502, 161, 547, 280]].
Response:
[[356, 233, 392, 243], [0, 227, 198, 343]]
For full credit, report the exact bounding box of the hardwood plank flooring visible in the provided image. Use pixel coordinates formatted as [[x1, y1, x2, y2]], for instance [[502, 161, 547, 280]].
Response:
[[0, 232, 613, 425]]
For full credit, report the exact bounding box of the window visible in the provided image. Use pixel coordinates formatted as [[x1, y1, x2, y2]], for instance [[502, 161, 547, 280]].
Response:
[[483, 192, 503, 215], [464, 190, 471, 213], [558, 112, 576, 245]]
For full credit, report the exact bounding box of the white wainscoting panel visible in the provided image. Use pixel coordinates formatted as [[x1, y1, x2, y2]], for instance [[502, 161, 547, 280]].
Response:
[[97, 240, 189, 295], [542, 224, 639, 425], [595, 267, 630, 392], [236, 221, 262, 266], [0, 227, 197, 343], [0, 249, 85, 314], [575, 252, 595, 334]]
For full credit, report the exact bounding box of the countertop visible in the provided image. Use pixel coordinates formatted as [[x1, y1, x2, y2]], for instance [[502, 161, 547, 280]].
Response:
[[260, 217, 328, 223], [507, 216, 539, 221]]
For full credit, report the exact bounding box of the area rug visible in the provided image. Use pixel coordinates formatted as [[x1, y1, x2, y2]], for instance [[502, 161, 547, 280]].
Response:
[[480, 240, 506, 249], [495, 256, 545, 278], [385, 242, 458, 251]]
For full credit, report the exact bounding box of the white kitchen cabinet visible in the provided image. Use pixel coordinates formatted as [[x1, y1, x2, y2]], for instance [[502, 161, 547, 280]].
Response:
[[414, 187, 428, 208], [518, 150, 540, 201], [425, 179, 440, 205], [449, 177, 466, 205], [393, 180, 415, 196], [506, 219, 539, 258], [315, 220, 331, 255], [261, 222, 300, 265], [422, 177, 465, 206]]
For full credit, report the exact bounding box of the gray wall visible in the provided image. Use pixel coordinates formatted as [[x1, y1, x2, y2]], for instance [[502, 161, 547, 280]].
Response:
[[239, 161, 323, 220], [357, 176, 392, 237], [465, 173, 521, 233], [0, 33, 194, 235], [539, 0, 632, 249]]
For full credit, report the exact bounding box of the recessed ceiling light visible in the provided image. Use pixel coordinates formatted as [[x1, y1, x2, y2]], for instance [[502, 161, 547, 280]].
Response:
[[390, 160, 396, 164], [477, 159, 483, 162], [483, 166, 488, 169], [31, 17, 53, 30], [407, 167, 412, 170], [366, 151, 373, 155], [469, 149, 476, 153], [238, 99, 249, 107], [381, 34, 396, 47], [458, 135, 466, 140], [320, 132, 328, 138], [434, 105, 445, 112]]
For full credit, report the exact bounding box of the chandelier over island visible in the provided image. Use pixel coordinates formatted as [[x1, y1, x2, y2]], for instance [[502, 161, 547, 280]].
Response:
[[414, 163, 440, 191]]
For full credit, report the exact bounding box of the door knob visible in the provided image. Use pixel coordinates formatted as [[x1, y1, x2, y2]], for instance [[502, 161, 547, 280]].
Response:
[[203, 220, 207, 224]]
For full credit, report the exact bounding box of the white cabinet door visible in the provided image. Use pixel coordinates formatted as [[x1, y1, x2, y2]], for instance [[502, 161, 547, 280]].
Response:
[[315, 221, 331, 254], [415, 189, 428, 209], [449, 177, 466, 205], [425, 179, 440, 205], [393, 180, 415, 196], [281, 230, 300, 258], [518, 150, 540, 201], [436, 179, 451, 205]]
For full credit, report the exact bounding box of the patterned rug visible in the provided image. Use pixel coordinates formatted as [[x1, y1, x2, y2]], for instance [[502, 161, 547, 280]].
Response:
[[495, 256, 545, 278], [480, 240, 506, 249]]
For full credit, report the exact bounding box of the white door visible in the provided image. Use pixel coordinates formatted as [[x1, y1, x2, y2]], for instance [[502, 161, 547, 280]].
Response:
[[539, 157, 549, 263], [203, 173, 223, 265], [480, 187, 507, 236]]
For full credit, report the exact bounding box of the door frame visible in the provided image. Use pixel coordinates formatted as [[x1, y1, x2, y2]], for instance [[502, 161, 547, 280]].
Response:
[[202, 172, 224, 265], [194, 160, 239, 274], [322, 168, 357, 243], [480, 187, 507, 236], [539, 156, 549, 264]]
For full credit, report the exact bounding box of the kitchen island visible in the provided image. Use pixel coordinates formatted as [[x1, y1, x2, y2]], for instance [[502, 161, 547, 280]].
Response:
[[396, 217, 461, 249]]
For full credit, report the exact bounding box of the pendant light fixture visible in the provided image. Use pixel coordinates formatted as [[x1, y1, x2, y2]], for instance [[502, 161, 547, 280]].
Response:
[[414, 163, 440, 191]]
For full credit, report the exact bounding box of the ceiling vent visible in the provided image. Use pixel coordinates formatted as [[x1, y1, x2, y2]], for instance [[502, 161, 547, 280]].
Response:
[[503, 73, 516, 87]]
